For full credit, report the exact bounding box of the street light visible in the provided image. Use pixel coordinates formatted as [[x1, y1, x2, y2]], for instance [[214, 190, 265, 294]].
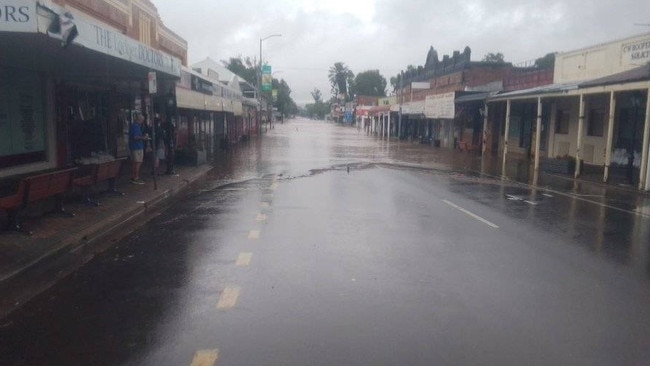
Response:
[[259, 33, 282, 133]]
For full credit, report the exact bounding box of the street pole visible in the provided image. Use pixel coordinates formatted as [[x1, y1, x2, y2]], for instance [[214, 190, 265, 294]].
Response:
[[259, 34, 281, 135]]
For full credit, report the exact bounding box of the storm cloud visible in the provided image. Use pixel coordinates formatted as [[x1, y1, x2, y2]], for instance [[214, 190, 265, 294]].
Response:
[[155, 0, 650, 105]]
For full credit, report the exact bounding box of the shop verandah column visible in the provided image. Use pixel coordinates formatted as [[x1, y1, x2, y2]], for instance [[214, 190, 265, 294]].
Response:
[[574, 94, 585, 179], [604, 91, 616, 183], [639, 87, 650, 190], [501, 99, 511, 177], [534, 97, 543, 175]]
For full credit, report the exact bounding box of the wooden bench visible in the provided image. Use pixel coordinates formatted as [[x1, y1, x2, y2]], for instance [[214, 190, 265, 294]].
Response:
[[0, 167, 78, 235], [72, 157, 127, 206]]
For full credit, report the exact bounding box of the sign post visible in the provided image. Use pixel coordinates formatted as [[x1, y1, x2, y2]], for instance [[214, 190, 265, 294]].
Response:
[[148, 72, 158, 190]]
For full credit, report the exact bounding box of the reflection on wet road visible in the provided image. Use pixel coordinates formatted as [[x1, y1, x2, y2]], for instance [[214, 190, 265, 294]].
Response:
[[1, 118, 650, 366]]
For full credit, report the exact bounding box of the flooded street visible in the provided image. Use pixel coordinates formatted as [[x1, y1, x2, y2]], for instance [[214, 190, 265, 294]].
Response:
[[2, 118, 650, 366]]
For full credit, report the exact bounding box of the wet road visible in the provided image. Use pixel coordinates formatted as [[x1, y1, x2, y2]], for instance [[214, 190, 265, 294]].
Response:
[[2, 118, 650, 365]]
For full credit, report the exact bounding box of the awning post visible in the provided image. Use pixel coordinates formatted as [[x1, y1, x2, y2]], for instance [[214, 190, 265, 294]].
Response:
[[604, 91, 616, 182], [575, 94, 585, 178]]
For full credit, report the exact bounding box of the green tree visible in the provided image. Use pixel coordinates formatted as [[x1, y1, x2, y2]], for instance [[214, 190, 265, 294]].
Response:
[[328, 62, 355, 101], [354, 70, 387, 97], [272, 78, 298, 118], [482, 52, 506, 64], [534, 52, 556, 69], [305, 88, 330, 119], [222, 56, 257, 85]]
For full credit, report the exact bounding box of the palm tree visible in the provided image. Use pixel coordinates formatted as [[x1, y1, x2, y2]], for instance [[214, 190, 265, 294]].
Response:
[[328, 62, 354, 101]]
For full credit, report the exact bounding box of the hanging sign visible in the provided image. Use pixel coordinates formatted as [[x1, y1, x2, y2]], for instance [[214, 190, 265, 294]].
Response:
[[148, 71, 157, 94]]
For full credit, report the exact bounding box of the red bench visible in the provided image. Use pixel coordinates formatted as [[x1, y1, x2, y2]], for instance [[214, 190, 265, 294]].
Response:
[[0, 167, 78, 235], [72, 157, 127, 206]]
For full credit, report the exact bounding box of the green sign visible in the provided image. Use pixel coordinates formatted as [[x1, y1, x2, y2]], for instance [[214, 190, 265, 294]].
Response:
[[262, 65, 272, 91]]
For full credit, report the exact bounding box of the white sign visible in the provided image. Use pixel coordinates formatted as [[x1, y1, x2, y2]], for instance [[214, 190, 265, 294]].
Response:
[[622, 38, 650, 65], [425, 92, 455, 119], [0, 0, 37, 32], [411, 82, 430, 90], [148, 71, 157, 94]]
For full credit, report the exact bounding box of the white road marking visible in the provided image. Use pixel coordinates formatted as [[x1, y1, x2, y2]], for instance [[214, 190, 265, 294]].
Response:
[[217, 286, 241, 310], [442, 200, 499, 229], [523, 200, 539, 206], [236, 252, 253, 266], [256, 213, 267, 222], [189, 349, 219, 366], [248, 230, 260, 239]]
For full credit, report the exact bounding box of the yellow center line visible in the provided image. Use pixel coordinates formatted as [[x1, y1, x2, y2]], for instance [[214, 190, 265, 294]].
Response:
[[248, 230, 260, 239], [256, 213, 267, 222], [236, 252, 253, 266], [189, 349, 219, 366], [217, 286, 241, 310]]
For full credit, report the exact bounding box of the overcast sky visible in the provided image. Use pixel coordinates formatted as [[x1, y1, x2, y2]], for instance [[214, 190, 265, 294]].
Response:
[[154, 0, 650, 105]]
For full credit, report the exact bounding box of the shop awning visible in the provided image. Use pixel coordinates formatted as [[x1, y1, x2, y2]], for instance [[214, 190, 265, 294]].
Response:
[[0, 1, 181, 81], [455, 92, 490, 104]]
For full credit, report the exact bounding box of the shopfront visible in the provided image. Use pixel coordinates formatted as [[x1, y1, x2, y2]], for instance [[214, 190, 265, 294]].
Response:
[[0, 0, 182, 178]]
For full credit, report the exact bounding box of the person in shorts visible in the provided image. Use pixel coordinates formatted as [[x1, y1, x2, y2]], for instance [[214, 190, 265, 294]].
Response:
[[129, 113, 148, 184]]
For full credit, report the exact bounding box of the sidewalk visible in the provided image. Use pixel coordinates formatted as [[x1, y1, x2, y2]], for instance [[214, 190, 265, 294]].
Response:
[[0, 160, 213, 317]]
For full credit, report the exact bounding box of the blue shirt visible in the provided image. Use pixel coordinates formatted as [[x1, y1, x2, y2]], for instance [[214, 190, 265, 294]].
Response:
[[129, 123, 144, 151]]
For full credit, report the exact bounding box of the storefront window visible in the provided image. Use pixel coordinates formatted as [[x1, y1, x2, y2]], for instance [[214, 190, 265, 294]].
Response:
[[0, 68, 46, 169], [587, 108, 606, 137]]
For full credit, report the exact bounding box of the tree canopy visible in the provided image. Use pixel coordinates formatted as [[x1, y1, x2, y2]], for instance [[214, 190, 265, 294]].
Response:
[[328, 62, 355, 101], [354, 70, 387, 97], [304, 88, 330, 119], [222, 56, 257, 85], [482, 52, 506, 64]]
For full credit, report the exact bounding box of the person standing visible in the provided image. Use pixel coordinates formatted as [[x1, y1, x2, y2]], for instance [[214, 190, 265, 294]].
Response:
[[164, 117, 177, 175], [129, 113, 148, 184]]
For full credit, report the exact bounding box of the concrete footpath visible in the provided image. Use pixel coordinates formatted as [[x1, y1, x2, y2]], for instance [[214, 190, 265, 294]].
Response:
[[0, 162, 213, 318]]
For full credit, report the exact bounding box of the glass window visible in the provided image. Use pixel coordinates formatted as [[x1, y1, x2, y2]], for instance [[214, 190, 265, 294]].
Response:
[[555, 110, 570, 134], [587, 108, 606, 137]]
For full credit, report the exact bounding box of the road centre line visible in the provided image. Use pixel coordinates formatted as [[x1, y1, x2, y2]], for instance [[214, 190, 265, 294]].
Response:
[[236, 252, 253, 266], [442, 200, 499, 229], [217, 286, 241, 310], [257, 213, 267, 222], [248, 230, 260, 239], [189, 349, 219, 366]]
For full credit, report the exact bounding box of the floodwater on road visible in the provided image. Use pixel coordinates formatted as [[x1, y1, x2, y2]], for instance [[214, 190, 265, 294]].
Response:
[[1, 118, 650, 366]]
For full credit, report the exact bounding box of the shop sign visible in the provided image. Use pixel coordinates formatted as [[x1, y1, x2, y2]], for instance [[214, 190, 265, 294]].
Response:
[[262, 65, 272, 91], [0, 0, 37, 32], [622, 38, 650, 65], [45, 8, 182, 77], [425, 92, 455, 119]]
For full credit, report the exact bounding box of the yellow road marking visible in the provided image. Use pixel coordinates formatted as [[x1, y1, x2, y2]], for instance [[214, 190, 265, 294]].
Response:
[[236, 252, 253, 266], [256, 213, 267, 222], [217, 286, 240, 310], [270, 182, 279, 190], [190, 349, 219, 366], [248, 230, 260, 239]]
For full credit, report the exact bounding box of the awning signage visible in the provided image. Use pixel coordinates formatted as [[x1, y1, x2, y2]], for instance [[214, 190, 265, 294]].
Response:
[[425, 92, 455, 119], [0, 0, 37, 32], [622, 38, 650, 65], [37, 1, 181, 77]]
